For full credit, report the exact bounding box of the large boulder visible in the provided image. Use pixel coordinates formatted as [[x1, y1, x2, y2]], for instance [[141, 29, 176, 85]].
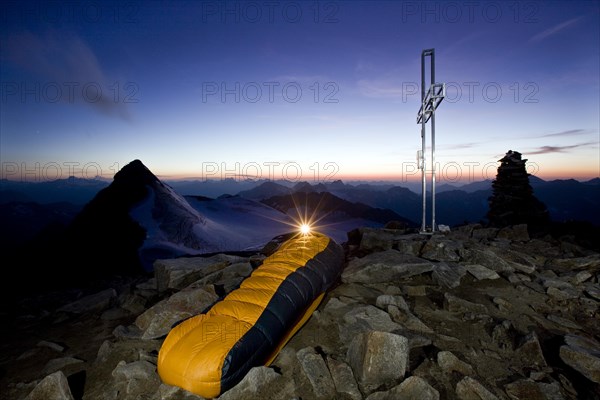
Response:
[[347, 331, 409, 395]]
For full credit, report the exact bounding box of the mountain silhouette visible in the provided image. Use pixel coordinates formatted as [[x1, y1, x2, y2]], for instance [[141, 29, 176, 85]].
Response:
[[261, 191, 416, 227], [237, 181, 292, 200], [62, 160, 158, 279]]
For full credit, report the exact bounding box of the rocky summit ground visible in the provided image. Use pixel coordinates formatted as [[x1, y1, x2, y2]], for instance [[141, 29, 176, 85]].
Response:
[[1, 224, 600, 400]]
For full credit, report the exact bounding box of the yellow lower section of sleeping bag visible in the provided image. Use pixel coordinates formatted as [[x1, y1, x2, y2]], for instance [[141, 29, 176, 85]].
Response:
[[157, 233, 343, 398]]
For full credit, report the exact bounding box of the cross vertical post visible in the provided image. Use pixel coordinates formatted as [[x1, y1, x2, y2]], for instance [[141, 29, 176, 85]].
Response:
[[416, 48, 445, 234]]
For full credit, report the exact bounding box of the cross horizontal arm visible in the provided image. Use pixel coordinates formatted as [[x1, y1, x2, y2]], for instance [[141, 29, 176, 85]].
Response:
[[417, 83, 446, 124]]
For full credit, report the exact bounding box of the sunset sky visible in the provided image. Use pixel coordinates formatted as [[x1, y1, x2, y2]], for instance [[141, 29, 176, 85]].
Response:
[[1, 0, 599, 184]]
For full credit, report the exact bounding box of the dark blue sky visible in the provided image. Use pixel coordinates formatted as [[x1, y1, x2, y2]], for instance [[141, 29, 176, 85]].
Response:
[[1, 1, 598, 182]]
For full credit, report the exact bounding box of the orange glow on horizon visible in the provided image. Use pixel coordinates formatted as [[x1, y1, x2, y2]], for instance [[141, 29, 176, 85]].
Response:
[[154, 170, 599, 183]]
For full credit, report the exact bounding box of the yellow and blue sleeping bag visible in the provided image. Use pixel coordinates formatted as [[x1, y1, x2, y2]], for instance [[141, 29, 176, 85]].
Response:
[[157, 233, 344, 398]]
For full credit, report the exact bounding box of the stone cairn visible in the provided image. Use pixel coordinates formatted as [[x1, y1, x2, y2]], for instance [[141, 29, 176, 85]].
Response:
[[487, 150, 549, 230]]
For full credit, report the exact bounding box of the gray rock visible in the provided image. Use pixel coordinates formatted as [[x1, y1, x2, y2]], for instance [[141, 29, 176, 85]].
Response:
[[341, 306, 401, 343], [101, 307, 131, 321], [541, 278, 574, 290], [579, 297, 600, 318], [404, 285, 428, 296], [444, 293, 487, 314], [431, 263, 466, 288], [464, 264, 500, 280], [359, 228, 396, 251], [331, 283, 384, 302], [120, 293, 147, 315], [546, 287, 580, 301], [492, 297, 512, 313], [451, 223, 481, 239], [515, 332, 547, 368], [56, 288, 117, 314], [546, 315, 582, 330], [42, 357, 84, 375], [323, 296, 352, 315], [113, 324, 144, 340], [387, 305, 433, 333], [25, 371, 74, 400], [421, 238, 461, 262], [395, 235, 426, 256], [492, 320, 517, 351], [111, 360, 161, 398], [375, 294, 409, 312], [188, 262, 253, 290], [455, 376, 499, 400], [17, 348, 40, 360], [584, 283, 600, 300], [152, 383, 206, 399], [471, 227, 499, 241], [135, 287, 218, 339], [347, 331, 409, 395], [536, 381, 567, 400], [135, 278, 159, 298], [437, 351, 474, 376], [515, 273, 532, 282], [218, 366, 288, 400], [458, 247, 514, 273], [438, 224, 451, 233], [574, 271, 593, 284], [507, 273, 522, 284], [112, 360, 157, 381], [342, 251, 434, 284], [296, 347, 336, 399], [366, 376, 439, 400], [549, 254, 600, 272], [154, 254, 244, 293], [37, 340, 65, 353], [326, 356, 362, 400], [508, 260, 537, 275], [559, 335, 600, 383], [504, 379, 564, 400], [394, 376, 439, 399], [497, 224, 530, 242]]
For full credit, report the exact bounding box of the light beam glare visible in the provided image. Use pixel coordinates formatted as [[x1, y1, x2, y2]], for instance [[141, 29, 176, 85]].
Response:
[[300, 223, 311, 235], [243, 192, 337, 238]]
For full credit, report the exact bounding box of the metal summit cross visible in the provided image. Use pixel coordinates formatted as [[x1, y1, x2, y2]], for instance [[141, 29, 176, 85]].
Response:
[[416, 48, 445, 234]]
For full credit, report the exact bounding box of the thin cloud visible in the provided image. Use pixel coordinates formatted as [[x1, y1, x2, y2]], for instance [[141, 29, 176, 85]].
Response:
[[357, 79, 404, 98], [527, 142, 596, 155], [3, 30, 131, 121], [529, 17, 582, 43], [443, 142, 481, 150], [537, 129, 589, 138], [441, 31, 487, 57]]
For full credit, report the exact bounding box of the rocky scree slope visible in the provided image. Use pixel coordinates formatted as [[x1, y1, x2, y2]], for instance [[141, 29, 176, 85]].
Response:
[[2, 224, 600, 399]]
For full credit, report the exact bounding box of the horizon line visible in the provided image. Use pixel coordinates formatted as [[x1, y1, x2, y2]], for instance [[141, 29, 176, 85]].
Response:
[[1, 174, 598, 184]]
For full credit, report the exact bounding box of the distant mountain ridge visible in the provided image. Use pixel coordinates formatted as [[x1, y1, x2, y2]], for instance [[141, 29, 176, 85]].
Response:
[[9, 160, 413, 292], [0, 176, 109, 205], [262, 191, 415, 227], [237, 177, 600, 226]]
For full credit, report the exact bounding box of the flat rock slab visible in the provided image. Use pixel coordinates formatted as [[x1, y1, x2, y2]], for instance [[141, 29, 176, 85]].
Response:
[[464, 264, 500, 280], [342, 250, 434, 284], [559, 335, 600, 383]]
